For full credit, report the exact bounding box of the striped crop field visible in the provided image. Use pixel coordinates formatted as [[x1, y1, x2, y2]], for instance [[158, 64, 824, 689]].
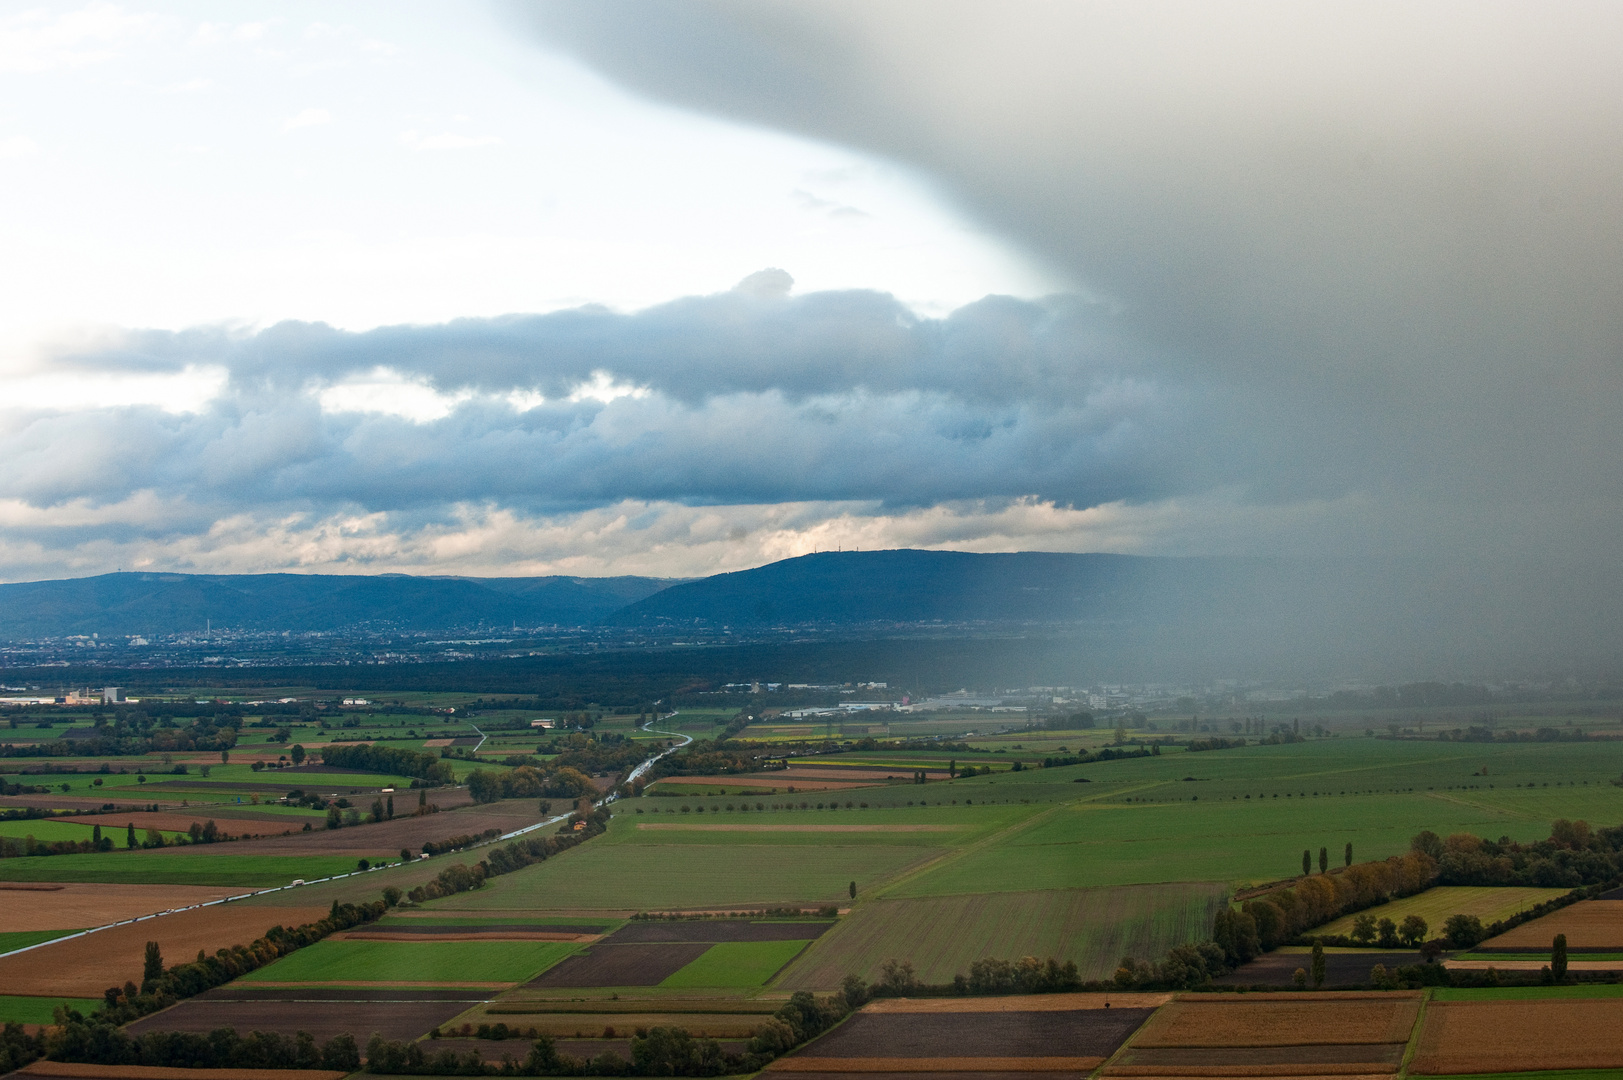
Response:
[[774, 883, 1229, 990], [1311, 886, 1568, 941]]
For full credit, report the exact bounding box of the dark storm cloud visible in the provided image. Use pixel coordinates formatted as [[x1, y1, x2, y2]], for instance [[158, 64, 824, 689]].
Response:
[[512, 0, 1623, 566]]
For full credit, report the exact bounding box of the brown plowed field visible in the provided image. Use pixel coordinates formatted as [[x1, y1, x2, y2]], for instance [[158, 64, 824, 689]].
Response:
[[637, 823, 960, 833], [339, 931, 599, 942], [526, 942, 710, 987], [1132, 994, 1420, 1048], [190, 801, 540, 856], [775, 1073, 1104, 1080], [1114, 1046, 1406, 1068], [1105, 1068, 1397, 1078], [0, 882, 244, 931], [480, 1012, 767, 1039], [788, 1007, 1154, 1060], [1478, 899, 1623, 949], [1410, 999, 1623, 1073], [607, 921, 832, 943], [126, 998, 471, 1044], [866, 993, 1172, 1012], [18, 1062, 346, 1080], [773, 1057, 1101, 1072], [0, 903, 328, 996]]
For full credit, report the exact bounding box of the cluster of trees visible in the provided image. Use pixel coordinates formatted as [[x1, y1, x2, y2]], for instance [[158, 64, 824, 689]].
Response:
[[958, 956, 1082, 994], [1, 819, 235, 860], [48, 1025, 361, 1072], [1041, 746, 1157, 769], [0, 1023, 42, 1075], [1211, 848, 1438, 959], [319, 743, 454, 784], [1436, 726, 1596, 743], [467, 765, 594, 803], [1187, 737, 1246, 752], [1115, 942, 1232, 990], [2, 712, 242, 759], [420, 828, 502, 857], [1423, 820, 1623, 888], [0, 778, 48, 796]]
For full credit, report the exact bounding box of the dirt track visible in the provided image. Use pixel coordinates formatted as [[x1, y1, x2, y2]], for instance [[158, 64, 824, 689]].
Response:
[[0, 882, 245, 932], [0, 903, 329, 996]]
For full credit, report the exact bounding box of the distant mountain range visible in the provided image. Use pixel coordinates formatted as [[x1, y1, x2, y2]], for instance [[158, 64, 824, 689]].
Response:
[[0, 551, 1278, 638], [0, 571, 673, 638], [2, 551, 1618, 680]]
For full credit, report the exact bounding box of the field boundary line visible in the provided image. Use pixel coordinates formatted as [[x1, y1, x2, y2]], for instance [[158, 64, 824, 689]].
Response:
[[1395, 989, 1430, 1078], [1418, 790, 1535, 822], [868, 803, 1065, 899]]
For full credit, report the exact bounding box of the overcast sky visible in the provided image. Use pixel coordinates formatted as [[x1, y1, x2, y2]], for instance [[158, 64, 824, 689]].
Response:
[[4, 1, 1621, 585]]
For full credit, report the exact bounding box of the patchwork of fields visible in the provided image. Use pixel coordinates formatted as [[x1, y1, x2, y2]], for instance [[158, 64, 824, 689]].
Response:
[[9, 700, 1623, 1077]]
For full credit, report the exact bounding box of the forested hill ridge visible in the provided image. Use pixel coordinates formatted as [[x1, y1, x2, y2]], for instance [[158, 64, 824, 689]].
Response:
[[0, 551, 1272, 638], [1, 551, 1615, 680], [0, 571, 674, 638]]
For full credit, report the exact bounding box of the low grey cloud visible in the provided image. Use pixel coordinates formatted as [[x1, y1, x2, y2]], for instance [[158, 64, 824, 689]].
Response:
[[513, 0, 1623, 575]]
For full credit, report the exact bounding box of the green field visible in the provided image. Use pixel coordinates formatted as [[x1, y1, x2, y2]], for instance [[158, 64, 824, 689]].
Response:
[[776, 883, 1227, 989], [243, 939, 578, 984], [0, 851, 376, 886], [1311, 886, 1570, 940], [659, 940, 810, 988], [0, 994, 102, 1025], [0, 817, 189, 843], [440, 840, 943, 911], [1434, 985, 1623, 1001], [0, 929, 81, 954]]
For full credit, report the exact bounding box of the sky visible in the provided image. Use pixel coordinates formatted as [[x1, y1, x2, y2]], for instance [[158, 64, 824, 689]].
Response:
[[4, 1, 1623, 592]]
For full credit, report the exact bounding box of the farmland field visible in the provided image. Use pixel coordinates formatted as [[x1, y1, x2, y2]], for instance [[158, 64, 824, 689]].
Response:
[[0, 994, 101, 1025], [1131, 992, 1422, 1047], [241, 939, 578, 985], [0, 929, 81, 953], [1411, 1000, 1623, 1073], [0, 851, 378, 886], [1435, 985, 1623, 1001], [442, 839, 946, 911], [776, 884, 1227, 988], [0, 903, 330, 996], [1480, 901, 1623, 949], [1311, 886, 1569, 940], [659, 940, 809, 988]]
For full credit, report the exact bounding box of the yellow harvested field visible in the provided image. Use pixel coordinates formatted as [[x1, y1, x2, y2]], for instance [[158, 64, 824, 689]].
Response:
[[1411, 999, 1623, 1074], [865, 993, 1172, 1013], [1132, 993, 1421, 1048], [0, 882, 243, 931], [1480, 900, 1623, 949], [1312, 886, 1566, 941]]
